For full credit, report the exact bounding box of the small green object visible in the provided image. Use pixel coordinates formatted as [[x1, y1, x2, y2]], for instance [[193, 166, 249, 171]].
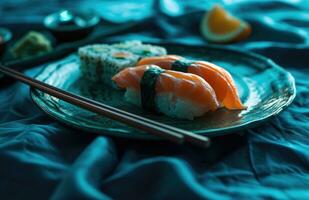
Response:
[[171, 60, 192, 72], [11, 31, 52, 59], [140, 49, 152, 56], [141, 67, 164, 112]]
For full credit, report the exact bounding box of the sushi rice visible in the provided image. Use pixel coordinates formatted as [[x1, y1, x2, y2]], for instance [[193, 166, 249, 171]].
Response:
[[125, 88, 210, 120]]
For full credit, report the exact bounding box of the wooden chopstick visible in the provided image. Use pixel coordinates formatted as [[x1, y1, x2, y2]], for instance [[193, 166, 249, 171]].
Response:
[[0, 65, 210, 147]]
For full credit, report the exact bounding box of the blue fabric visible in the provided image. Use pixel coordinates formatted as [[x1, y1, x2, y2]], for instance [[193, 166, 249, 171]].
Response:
[[1, 0, 309, 199]]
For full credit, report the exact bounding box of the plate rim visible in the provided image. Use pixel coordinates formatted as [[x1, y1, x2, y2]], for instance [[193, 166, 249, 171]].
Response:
[[30, 42, 296, 139]]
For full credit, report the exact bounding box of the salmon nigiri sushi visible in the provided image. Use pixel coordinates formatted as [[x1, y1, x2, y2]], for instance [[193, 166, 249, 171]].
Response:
[[112, 65, 219, 120], [137, 55, 246, 110]]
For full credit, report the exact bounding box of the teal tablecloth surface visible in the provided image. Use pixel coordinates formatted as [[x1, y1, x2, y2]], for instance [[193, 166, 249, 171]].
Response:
[[0, 0, 308, 199]]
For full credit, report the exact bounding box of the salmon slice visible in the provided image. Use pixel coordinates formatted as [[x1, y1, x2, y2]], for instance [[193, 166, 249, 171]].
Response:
[[137, 55, 181, 68], [112, 65, 219, 110], [137, 55, 246, 110], [193, 61, 245, 109]]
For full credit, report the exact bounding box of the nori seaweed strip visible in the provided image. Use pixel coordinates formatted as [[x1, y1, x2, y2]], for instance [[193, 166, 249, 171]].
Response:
[[141, 67, 164, 112], [171, 60, 192, 72]]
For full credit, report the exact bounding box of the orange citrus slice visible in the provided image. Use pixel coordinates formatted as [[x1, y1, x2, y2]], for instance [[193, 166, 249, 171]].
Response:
[[200, 5, 251, 43]]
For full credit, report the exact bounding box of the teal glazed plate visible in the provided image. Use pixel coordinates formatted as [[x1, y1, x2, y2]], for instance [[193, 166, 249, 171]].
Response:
[[30, 43, 296, 139]]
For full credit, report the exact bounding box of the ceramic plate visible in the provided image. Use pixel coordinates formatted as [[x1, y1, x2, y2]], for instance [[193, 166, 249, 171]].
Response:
[[30, 43, 296, 139]]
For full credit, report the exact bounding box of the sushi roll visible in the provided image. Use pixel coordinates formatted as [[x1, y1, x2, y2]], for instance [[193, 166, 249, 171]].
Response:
[[112, 41, 167, 57], [137, 55, 246, 110], [78, 41, 167, 85], [112, 65, 219, 120]]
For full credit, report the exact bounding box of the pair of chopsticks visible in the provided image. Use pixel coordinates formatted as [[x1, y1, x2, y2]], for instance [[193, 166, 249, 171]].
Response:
[[0, 65, 210, 148]]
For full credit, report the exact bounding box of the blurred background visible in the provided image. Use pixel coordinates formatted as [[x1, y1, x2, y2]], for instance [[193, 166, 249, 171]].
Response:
[[1, 0, 308, 68], [1, 0, 309, 23]]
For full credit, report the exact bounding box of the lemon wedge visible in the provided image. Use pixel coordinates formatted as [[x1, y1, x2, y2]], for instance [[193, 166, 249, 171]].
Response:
[[200, 5, 251, 43]]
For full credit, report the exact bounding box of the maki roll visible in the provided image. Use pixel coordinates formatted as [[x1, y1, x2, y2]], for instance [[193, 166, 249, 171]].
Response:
[[78, 41, 167, 86], [137, 55, 246, 110], [112, 65, 219, 120]]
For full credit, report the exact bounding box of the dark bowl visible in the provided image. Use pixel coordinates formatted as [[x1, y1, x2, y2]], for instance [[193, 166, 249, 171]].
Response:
[[0, 28, 12, 56], [44, 10, 100, 42]]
